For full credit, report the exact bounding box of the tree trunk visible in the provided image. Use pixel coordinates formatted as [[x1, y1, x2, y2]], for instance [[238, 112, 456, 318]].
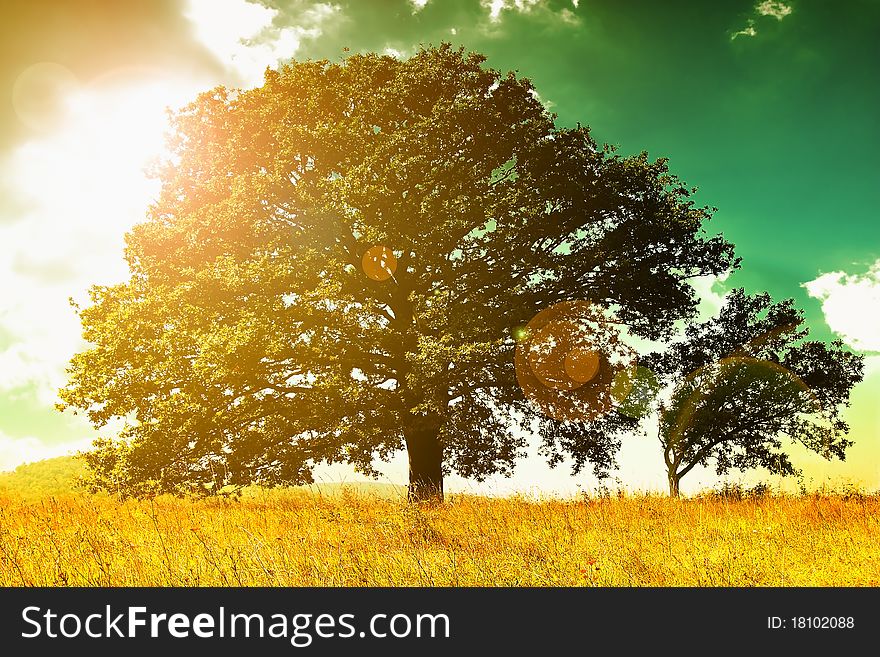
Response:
[[404, 416, 443, 503], [668, 470, 681, 498]]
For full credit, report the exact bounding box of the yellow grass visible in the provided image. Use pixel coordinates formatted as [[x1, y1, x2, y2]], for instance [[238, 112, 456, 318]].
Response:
[[1, 489, 878, 586]]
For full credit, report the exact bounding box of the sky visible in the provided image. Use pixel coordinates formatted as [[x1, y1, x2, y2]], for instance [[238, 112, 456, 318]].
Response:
[[0, 0, 877, 495]]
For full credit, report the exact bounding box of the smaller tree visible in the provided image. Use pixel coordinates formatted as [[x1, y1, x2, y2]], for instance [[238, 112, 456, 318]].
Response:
[[625, 289, 864, 496]]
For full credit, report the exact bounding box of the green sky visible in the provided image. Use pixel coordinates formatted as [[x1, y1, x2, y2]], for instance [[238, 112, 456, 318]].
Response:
[[1, 0, 877, 492], [280, 0, 880, 332]]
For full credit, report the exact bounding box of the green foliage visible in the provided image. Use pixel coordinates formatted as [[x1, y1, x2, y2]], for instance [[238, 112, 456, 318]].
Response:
[[0, 454, 402, 500], [59, 45, 736, 498], [0, 455, 87, 498]]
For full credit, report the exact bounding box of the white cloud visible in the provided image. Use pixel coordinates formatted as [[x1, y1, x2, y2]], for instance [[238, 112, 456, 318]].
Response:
[[482, 0, 579, 26], [756, 1, 793, 20], [383, 47, 407, 59], [0, 432, 91, 472], [184, 0, 340, 87], [485, 0, 507, 21], [691, 272, 731, 320], [529, 88, 556, 111], [732, 1, 792, 41], [731, 20, 758, 40], [558, 8, 579, 25], [804, 261, 880, 353]]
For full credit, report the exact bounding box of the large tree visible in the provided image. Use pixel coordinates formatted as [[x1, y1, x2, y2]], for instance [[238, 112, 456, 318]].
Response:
[[59, 45, 736, 501], [633, 289, 863, 496]]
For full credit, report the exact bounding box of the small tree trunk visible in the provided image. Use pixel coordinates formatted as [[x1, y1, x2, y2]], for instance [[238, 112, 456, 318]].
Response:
[[668, 470, 681, 498], [404, 416, 443, 503]]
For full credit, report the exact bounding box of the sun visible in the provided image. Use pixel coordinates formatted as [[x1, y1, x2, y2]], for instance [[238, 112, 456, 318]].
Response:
[[10, 67, 206, 284]]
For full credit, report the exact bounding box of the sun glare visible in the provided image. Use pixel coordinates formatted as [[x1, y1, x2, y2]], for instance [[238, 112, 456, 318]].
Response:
[[12, 71, 201, 284], [0, 69, 207, 416], [1, 0, 320, 462]]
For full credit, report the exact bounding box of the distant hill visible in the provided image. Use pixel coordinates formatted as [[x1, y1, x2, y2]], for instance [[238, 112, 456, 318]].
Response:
[[0, 455, 405, 500], [0, 455, 86, 498]]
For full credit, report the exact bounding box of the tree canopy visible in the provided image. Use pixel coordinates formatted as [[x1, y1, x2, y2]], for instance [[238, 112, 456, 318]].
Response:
[[59, 45, 737, 500]]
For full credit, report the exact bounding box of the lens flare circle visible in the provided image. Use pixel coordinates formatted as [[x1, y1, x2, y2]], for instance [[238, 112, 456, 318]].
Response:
[[665, 355, 822, 449], [514, 300, 637, 422], [613, 365, 660, 419], [362, 245, 397, 282], [565, 347, 602, 385], [12, 62, 80, 133]]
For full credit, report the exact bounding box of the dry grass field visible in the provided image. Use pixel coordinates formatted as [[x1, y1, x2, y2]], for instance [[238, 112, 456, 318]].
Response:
[[1, 488, 879, 586]]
